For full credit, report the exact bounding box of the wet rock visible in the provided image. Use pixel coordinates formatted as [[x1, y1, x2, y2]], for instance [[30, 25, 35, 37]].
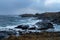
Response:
[[35, 21, 54, 30], [28, 27, 36, 30], [0, 31, 17, 40], [7, 31, 17, 35], [18, 31, 23, 35], [15, 25, 29, 30], [28, 25, 37, 30], [51, 17, 60, 24], [0, 32, 8, 40], [0, 31, 17, 35]]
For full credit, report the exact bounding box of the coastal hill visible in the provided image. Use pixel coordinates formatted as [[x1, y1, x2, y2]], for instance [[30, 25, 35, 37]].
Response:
[[20, 12, 60, 18]]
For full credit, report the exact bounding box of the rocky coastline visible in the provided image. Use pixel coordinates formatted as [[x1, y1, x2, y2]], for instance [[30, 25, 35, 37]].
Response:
[[20, 12, 60, 24], [1, 12, 60, 40]]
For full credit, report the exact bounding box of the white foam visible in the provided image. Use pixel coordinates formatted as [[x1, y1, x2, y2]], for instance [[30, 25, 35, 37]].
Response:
[[6, 25, 17, 29], [54, 24, 60, 31], [0, 25, 18, 31]]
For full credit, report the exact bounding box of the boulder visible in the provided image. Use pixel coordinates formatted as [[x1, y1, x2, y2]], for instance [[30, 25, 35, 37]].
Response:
[[51, 17, 60, 24], [18, 31, 23, 35], [35, 21, 54, 30], [28, 25, 36, 30], [15, 25, 29, 30], [28, 27, 36, 30]]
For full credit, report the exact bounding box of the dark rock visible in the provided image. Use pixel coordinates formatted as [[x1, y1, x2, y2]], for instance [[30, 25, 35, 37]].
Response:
[[15, 25, 23, 28], [15, 25, 29, 30], [0, 32, 8, 40], [0, 31, 17, 36], [20, 14, 35, 17], [7, 31, 17, 35], [35, 21, 54, 30], [28, 27, 36, 30], [28, 25, 36, 30], [47, 23, 54, 28], [0, 31, 16, 40], [18, 31, 23, 35], [35, 12, 60, 19], [51, 17, 60, 24]]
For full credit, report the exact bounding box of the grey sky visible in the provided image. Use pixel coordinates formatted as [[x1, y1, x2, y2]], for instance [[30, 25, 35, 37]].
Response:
[[0, 0, 60, 15]]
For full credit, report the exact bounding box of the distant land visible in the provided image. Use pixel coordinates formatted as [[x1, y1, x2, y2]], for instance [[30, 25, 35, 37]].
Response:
[[20, 12, 60, 24], [20, 12, 60, 18]]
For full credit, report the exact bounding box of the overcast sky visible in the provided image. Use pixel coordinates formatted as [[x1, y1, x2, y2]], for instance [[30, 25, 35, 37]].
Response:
[[0, 0, 60, 15]]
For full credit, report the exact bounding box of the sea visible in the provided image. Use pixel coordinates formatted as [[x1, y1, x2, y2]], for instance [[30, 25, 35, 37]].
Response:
[[0, 15, 60, 32]]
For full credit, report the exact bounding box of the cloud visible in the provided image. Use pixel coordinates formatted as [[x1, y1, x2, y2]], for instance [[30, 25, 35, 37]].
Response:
[[45, 0, 60, 6], [43, 0, 60, 12], [0, 0, 44, 15], [0, 0, 60, 15], [14, 8, 41, 15], [0, 0, 32, 11], [0, 0, 33, 15]]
